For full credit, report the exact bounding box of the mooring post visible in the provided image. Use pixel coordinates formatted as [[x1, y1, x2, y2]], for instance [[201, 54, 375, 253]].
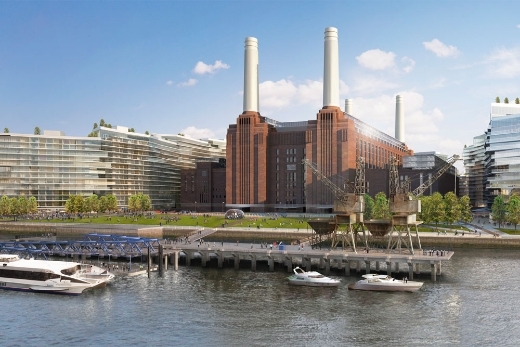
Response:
[[431, 263, 437, 282], [147, 245, 151, 278], [375, 261, 380, 271], [174, 251, 178, 271], [325, 259, 330, 275], [344, 261, 350, 276], [365, 260, 371, 274], [234, 254, 239, 270], [408, 262, 414, 280], [251, 255, 256, 272], [158, 244, 164, 275], [286, 257, 293, 273]]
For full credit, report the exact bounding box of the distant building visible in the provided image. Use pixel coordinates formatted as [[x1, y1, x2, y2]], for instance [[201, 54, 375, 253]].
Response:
[[463, 102, 520, 208], [226, 28, 412, 213], [180, 159, 226, 213]]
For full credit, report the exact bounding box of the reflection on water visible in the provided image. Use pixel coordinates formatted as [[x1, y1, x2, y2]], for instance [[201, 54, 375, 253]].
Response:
[[1, 249, 520, 346]]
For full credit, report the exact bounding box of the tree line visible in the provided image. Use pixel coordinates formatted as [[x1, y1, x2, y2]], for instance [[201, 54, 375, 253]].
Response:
[[0, 195, 38, 219], [363, 191, 473, 229], [491, 195, 520, 229], [64, 193, 152, 214]]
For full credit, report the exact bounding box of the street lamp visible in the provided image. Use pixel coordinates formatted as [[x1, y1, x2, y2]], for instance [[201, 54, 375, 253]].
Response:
[[222, 201, 225, 213], [194, 201, 197, 213]]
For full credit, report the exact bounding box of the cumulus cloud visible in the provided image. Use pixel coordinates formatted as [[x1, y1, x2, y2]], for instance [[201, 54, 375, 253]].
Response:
[[423, 39, 460, 58], [166, 80, 173, 86], [485, 47, 520, 78], [356, 49, 396, 70], [178, 78, 198, 87], [351, 75, 398, 95], [181, 126, 215, 140], [193, 60, 230, 75], [401, 56, 416, 73], [517, 24, 520, 29]]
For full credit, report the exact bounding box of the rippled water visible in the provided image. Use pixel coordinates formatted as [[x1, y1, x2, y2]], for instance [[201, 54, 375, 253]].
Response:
[[2, 249, 520, 347]]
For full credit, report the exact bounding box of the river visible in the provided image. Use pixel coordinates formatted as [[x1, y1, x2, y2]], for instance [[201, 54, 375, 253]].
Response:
[[1, 248, 519, 347]]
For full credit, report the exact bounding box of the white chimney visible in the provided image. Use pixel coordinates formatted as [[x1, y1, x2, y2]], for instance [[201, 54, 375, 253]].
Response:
[[323, 27, 339, 108], [345, 99, 353, 115], [243, 37, 259, 113], [395, 95, 405, 142]]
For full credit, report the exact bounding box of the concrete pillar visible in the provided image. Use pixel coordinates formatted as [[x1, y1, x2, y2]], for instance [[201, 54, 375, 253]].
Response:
[[201, 253, 207, 267], [305, 258, 311, 272], [325, 259, 330, 275], [408, 262, 413, 280], [217, 254, 223, 268], [344, 261, 350, 276], [268, 258, 274, 272], [164, 255, 168, 270], [356, 260, 361, 273], [375, 261, 380, 271], [251, 256, 256, 272], [234, 255, 240, 270], [395, 262, 400, 272], [415, 263, 420, 275], [286, 257, 293, 273], [431, 263, 437, 282], [186, 252, 191, 266], [336, 259, 343, 270], [386, 262, 392, 276], [437, 262, 442, 275], [320, 258, 325, 269], [174, 251, 179, 271], [365, 260, 371, 274]]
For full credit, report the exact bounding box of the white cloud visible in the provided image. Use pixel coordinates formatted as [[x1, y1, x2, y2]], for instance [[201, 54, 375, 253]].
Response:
[[356, 49, 396, 70], [517, 24, 520, 29], [401, 56, 415, 73], [423, 39, 460, 58], [485, 47, 520, 78], [166, 80, 173, 86], [178, 78, 198, 87], [181, 126, 215, 140], [429, 77, 447, 89], [193, 60, 230, 75], [351, 75, 398, 95], [259, 79, 298, 108]]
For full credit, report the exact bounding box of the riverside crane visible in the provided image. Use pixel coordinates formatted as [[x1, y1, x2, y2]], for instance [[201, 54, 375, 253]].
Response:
[[302, 158, 367, 252], [383, 154, 461, 254]]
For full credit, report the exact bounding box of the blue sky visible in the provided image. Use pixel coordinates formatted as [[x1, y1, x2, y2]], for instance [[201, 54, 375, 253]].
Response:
[[1, 0, 520, 172]]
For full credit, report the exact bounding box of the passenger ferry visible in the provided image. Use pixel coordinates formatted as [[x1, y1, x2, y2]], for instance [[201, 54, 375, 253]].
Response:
[[0, 254, 114, 295]]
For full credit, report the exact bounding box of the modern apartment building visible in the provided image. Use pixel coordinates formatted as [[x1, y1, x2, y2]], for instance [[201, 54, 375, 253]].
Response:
[[0, 127, 225, 210], [463, 102, 520, 208], [0, 130, 110, 209]]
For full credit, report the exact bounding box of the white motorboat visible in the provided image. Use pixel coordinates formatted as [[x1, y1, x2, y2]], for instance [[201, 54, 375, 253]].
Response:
[[287, 267, 340, 287], [348, 274, 423, 292], [0, 254, 115, 296]]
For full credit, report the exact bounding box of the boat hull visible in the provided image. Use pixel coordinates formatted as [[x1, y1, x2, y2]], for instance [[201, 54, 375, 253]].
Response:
[[288, 279, 340, 287], [348, 281, 423, 292]]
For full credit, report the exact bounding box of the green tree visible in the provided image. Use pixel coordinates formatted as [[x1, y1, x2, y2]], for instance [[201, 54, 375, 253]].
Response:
[[443, 192, 460, 225], [372, 192, 391, 219], [363, 193, 374, 220], [495, 96, 500, 103], [504, 97, 509, 104], [99, 119, 106, 127], [516, 97, 520, 104], [3, 128, 9, 133], [28, 196, 38, 214], [93, 122, 98, 129], [17, 196, 29, 216], [34, 126, 41, 135], [65, 195, 85, 215], [507, 194, 520, 230], [428, 192, 446, 231], [0, 195, 11, 217], [128, 194, 139, 212], [105, 194, 118, 213], [458, 195, 473, 223], [99, 195, 109, 213], [128, 193, 151, 213], [491, 195, 507, 228], [84, 194, 99, 216], [9, 197, 19, 220], [145, 131, 149, 135]]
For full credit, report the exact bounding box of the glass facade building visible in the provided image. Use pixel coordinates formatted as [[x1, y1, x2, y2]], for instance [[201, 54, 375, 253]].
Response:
[[484, 113, 520, 204], [462, 134, 486, 207]]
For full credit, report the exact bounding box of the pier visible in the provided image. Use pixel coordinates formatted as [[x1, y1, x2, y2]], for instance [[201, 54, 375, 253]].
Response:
[[0, 232, 452, 281]]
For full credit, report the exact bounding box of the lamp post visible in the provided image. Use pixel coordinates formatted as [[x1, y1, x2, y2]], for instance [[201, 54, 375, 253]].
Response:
[[222, 201, 225, 213], [195, 201, 197, 214]]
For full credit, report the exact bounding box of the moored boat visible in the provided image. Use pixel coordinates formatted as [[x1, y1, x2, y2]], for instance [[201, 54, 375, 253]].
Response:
[[348, 274, 423, 292], [287, 267, 340, 287], [0, 254, 115, 295]]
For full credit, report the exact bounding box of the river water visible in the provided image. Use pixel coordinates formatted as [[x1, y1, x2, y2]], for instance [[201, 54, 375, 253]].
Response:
[[1, 248, 520, 347]]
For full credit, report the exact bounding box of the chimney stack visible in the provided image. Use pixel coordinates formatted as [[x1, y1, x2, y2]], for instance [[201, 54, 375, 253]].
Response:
[[323, 27, 339, 108], [395, 95, 405, 142], [243, 37, 259, 113], [345, 99, 353, 115]]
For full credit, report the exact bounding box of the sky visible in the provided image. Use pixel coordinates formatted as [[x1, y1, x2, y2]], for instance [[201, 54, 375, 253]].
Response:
[[1, 0, 520, 173]]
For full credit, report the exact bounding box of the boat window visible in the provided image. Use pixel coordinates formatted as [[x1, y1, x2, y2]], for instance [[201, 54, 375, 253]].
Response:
[[61, 265, 81, 276], [0, 269, 60, 281]]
